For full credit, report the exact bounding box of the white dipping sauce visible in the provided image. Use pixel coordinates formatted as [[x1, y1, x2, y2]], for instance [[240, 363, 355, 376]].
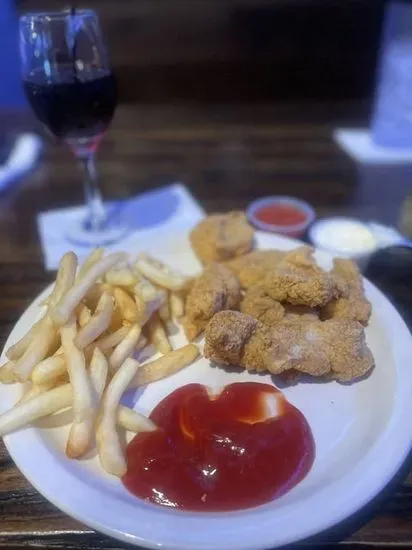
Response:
[[310, 219, 377, 255], [309, 218, 404, 270]]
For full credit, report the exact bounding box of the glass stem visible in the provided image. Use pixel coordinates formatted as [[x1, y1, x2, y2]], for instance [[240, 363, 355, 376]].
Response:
[[78, 153, 107, 232]]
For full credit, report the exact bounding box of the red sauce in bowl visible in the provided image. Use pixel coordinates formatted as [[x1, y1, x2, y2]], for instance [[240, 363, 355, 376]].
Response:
[[122, 383, 315, 511], [255, 203, 308, 227]]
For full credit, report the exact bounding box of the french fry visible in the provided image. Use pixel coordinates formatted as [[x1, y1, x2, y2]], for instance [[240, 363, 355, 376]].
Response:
[[89, 347, 108, 401], [74, 293, 114, 349], [77, 248, 104, 281], [96, 357, 139, 476], [159, 291, 171, 322], [132, 271, 166, 322], [0, 247, 201, 477], [181, 318, 200, 342], [61, 317, 94, 458], [6, 318, 43, 361], [77, 304, 92, 327], [31, 355, 66, 386], [51, 252, 127, 326], [132, 271, 159, 303], [13, 316, 57, 382], [134, 293, 148, 324], [137, 289, 166, 325], [105, 267, 136, 288], [83, 282, 114, 310], [136, 335, 148, 351], [18, 385, 47, 405], [134, 253, 189, 291], [17, 374, 67, 405], [109, 324, 142, 374], [116, 406, 156, 433], [0, 384, 73, 436], [146, 313, 171, 354], [146, 289, 166, 317], [169, 292, 185, 318], [0, 383, 153, 437], [40, 296, 50, 308], [0, 361, 17, 384], [129, 344, 199, 388], [113, 287, 138, 323], [108, 304, 125, 331], [48, 252, 78, 310], [94, 325, 130, 352]]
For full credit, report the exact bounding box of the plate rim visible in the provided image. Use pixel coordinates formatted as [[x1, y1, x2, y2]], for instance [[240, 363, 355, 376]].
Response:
[[2, 231, 412, 550]]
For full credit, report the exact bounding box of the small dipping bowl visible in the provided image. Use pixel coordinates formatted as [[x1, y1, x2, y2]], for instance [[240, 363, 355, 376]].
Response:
[[308, 217, 378, 269], [247, 196, 316, 238]]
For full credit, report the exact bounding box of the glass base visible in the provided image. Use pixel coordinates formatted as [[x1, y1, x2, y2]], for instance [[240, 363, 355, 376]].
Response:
[[66, 218, 128, 246]]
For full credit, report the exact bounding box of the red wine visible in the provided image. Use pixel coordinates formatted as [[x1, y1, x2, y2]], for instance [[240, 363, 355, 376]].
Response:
[[24, 70, 117, 142]]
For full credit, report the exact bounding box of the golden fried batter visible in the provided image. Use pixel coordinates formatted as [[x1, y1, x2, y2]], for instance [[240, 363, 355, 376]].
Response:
[[283, 305, 319, 323], [205, 310, 329, 376], [204, 310, 276, 372], [263, 247, 346, 308], [319, 319, 374, 381], [240, 284, 285, 326], [182, 264, 241, 340], [240, 286, 319, 328], [204, 310, 374, 382], [190, 212, 254, 264], [225, 249, 286, 288], [321, 259, 371, 326]]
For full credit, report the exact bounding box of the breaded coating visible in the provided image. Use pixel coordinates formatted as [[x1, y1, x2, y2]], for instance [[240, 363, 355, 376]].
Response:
[[204, 311, 374, 383], [240, 286, 319, 328], [278, 319, 373, 381], [225, 249, 286, 288], [270, 321, 332, 376], [283, 305, 320, 323], [205, 311, 329, 376], [204, 310, 276, 372], [240, 284, 285, 326], [263, 247, 346, 308], [318, 319, 374, 382], [182, 264, 241, 340], [190, 212, 254, 264], [321, 259, 372, 326]]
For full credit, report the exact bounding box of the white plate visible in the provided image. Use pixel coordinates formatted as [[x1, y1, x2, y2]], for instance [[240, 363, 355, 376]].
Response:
[[1, 230, 412, 550]]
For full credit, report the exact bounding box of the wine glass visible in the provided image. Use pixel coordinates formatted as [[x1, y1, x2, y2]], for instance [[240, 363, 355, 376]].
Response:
[[20, 9, 126, 245]]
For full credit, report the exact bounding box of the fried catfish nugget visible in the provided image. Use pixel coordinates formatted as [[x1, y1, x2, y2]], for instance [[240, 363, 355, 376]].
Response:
[[241, 285, 319, 328], [182, 264, 241, 340], [205, 310, 330, 376], [277, 318, 373, 381], [205, 311, 374, 382], [263, 247, 346, 308], [321, 259, 371, 326], [317, 319, 374, 382], [190, 212, 254, 264], [283, 305, 319, 323], [204, 310, 278, 372], [240, 284, 285, 326], [225, 249, 286, 288]]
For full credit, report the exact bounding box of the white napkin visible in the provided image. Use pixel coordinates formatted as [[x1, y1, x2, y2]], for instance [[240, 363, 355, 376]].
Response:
[[334, 128, 412, 164], [37, 183, 205, 271]]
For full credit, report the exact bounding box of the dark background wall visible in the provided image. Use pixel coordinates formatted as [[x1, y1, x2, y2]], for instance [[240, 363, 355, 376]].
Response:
[[18, 0, 385, 103]]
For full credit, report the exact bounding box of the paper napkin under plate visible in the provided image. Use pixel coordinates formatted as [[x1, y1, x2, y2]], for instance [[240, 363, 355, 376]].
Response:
[[37, 183, 205, 271]]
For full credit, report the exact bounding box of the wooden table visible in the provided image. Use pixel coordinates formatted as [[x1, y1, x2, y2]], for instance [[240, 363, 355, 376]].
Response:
[[1, 103, 412, 550]]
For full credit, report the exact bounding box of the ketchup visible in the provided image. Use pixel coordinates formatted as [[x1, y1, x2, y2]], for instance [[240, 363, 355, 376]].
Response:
[[255, 203, 308, 227], [122, 383, 315, 511]]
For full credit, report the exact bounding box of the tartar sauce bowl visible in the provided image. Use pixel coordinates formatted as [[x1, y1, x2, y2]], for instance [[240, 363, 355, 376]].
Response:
[[309, 217, 378, 269], [247, 196, 316, 238]]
